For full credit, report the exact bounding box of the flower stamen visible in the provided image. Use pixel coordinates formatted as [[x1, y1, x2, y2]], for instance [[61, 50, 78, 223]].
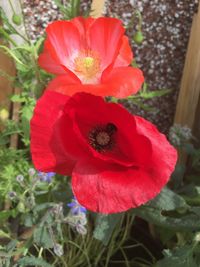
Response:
[[74, 50, 100, 81], [89, 123, 117, 152]]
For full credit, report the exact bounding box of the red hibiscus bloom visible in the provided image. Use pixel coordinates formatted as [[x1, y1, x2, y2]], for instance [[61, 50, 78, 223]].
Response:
[[38, 17, 144, 98], [30, 91, 177, 214]]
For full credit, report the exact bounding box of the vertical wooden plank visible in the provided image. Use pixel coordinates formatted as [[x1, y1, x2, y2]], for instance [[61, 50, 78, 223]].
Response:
[[174, 4, 200, 129], [0, 0, 27, 147], [90, 0, 106, 18], [0, 38, 15, 110]]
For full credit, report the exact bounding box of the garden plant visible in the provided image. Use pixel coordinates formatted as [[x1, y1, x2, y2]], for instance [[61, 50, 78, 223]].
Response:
[[0, 1, 200, 267]]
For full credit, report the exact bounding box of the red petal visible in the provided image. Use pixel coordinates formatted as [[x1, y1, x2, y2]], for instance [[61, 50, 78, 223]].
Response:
[[47, 78, 105, 96], [134, 116, 178, 180], [46, 74, 81, 93], [38, 49, 66, 75], [72, 112, 177, 214], [64, 93, 150, 166], [30, 90, 84, 175], [46, 67, 144, 98], [72, 158, 169, 214], [71, 16, 95, 40], [113, 36, 133, 67], [89, 17, 125, 70], [101, 66, 144, 98], [45, 21, 82, 68]]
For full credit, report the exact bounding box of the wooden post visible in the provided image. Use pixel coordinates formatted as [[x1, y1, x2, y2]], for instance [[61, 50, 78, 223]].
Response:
[[90, 0, 106, 18], [0, 0, 27, 147], [174, 3, 200, 130], [0, 38, 15, 111]]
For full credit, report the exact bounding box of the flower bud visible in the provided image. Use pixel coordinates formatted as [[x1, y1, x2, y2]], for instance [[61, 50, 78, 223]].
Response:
[[17, 201, 26, 213], [16, 174, 24, 183], [53, 243, 63, 257], [28, 168, 36, 176], [76, 224, 87, 235], [133, 31, 144, 45], [12, 14, 22, 26], [8, 191, 17, 200], [0, 108, 9, 122]]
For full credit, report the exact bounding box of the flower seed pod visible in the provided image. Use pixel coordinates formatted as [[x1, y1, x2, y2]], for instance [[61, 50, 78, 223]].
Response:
[[12, 14, 22, 26], [133, 31, 144, 45]]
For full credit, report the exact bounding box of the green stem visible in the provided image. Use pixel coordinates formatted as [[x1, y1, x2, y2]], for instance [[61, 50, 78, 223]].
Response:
[[38, 247, 43, 258], [0, 27, 17, 46], [8, 0, 15, 13]]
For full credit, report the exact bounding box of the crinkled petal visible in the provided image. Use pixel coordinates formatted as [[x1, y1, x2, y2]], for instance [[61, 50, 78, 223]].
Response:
[[38, 48, 66, 75], [43, 21, 82, 69], [89, 17, 125, 70], [46, 67, 144, 98], [101, 66, 144, 98], [64, 93, 150, 167], [30, 90, 85, 175], [134, 116, 178, 180], [46, 74, 82, 93], [71, 16, 95, 41], [72, 157, 171, 214], [113, 36, 133, 67]]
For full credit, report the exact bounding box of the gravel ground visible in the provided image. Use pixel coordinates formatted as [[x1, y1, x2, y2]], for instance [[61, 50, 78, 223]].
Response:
[[22, 0, 199, 133]]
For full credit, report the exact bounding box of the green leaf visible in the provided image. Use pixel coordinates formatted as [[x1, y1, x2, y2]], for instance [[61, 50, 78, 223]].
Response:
[[10, 94, 26, 103], [18, 256, 52, 267], [148, 187, 188, 211], [0, 230, 10, 239], [33, 225, 54, 249], [21, 104, 34, 141], [93, 213, 123, 246], [156, 246, 198, 267], [133, 206, 200, 231], [0, 209, 17, 221], [140, 89, 171, 99], [33, 203, 55, 213]]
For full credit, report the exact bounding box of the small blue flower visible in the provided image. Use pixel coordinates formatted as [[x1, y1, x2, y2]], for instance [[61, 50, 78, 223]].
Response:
[[37, 172, 55, 183], [67, 197, 87, 215]]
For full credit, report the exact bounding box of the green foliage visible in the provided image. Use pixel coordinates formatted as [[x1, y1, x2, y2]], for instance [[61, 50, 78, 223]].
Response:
[[33, 226, 54, 249], [155, 244, 200, 267], [148, 187, 188, 211], [53, 0, 81, 19], [93, 213, 123, 245], [18, 256, 52, 267], [0, 149, 30, 197]]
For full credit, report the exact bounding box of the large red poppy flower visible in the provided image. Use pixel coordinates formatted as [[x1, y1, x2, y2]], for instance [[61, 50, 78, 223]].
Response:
[[38, 17, 144, 98], [30, 91, 177, 214]]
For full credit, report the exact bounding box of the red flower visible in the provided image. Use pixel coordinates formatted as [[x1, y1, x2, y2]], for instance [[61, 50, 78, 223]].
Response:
[[38, 17, 144, 98], [30, 91, 177, 214]]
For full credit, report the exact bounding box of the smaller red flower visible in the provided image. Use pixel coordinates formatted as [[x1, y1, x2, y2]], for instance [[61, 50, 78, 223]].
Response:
[[38, 17, 144, 98], [30, 91, 177, 214]]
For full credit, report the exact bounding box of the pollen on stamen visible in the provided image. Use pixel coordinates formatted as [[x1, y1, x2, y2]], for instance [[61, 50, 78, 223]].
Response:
[[74, 50, 100, 80], [89, 123, 117, 152]]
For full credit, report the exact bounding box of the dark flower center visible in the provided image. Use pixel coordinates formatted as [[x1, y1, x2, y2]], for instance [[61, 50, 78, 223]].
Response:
[[89, 123, 117, 152], [96, 131, 111, 146]]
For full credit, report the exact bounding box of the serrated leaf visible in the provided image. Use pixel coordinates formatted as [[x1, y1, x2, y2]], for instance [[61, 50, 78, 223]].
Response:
[[148, 187, 188, 211], [0, 230, 10, 239], [140, 89, 171, 99], [0, 209, 17, 221], [93, 213, 123, 246], [156, 246, 198, 267], [33, 226, 54, 249], [133, 206, 200, 231], [10, 94, 25, 102], [18, 256, 52, 267]]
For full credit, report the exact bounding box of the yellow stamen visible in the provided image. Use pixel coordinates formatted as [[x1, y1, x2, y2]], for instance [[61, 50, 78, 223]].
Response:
[[74, 50, 100, 80], [83, 57, 94, 68]]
